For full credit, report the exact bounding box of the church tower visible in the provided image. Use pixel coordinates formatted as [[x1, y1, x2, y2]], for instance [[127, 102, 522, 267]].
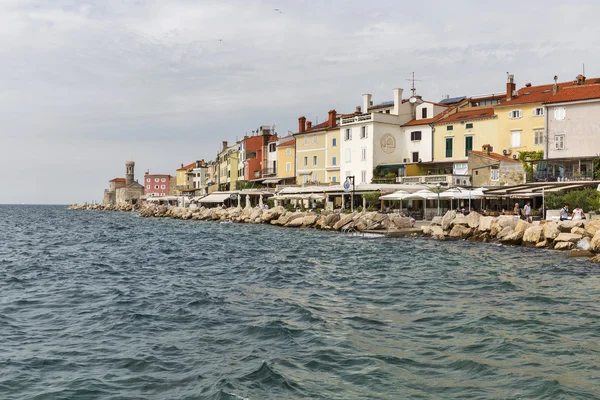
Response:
[[125, 161, 135, 185]]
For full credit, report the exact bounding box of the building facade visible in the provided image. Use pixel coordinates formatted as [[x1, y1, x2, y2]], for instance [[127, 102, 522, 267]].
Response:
[[217, 140, 240, 191], [144, 172, 174, 197], [468, 144, 524, 186], [103, 161, 144, 205], [276, 135, 296, 184]]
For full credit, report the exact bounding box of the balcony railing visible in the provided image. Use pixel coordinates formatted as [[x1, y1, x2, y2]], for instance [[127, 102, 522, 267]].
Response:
[[396, 174, 471, 186], [262, 168, 276, 176], [341, 113, 373, 125]]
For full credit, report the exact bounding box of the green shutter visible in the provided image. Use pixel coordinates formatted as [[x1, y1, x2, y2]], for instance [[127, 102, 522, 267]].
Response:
[[466, 123, 473, 129], [445, 138, 453, 158], [465, 136, 473, 156], [447, 125, 453, 131]]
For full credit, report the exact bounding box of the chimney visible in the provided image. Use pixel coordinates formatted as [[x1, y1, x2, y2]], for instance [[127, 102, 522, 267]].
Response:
[[525, 82, 532, 87], [307, 121, 312, 130], [362, 94, 372, 114], [181, 163, 184, 168], [575, 74, 586, 85], [355, 105, 361, 114], [482, 144, 493, 156], [392, 88, 403, 115], [222, 141, 228, 151], [506, 74, 516, 101], [553, 75, 559, 94], [328, 109, 337, 128], [441, 94, 450, 100], [298, 116, 306, 133]]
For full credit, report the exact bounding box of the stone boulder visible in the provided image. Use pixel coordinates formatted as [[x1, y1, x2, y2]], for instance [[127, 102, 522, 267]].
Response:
[[514, 219, 532, 233], [430, 216, 443, 226], [477, 216, 494, 232], [496, 226, 515, 241], [261, 206, 284, 222], [448, 225, 473, 239], [465, 212, 481, 228], [536, 240, 550, 248], [490, 215, 519, 236], [499, 230, 524, 246], [571, 227, 591, 238], [333, 212, 357, 231], [543, 222, 561, 241], [522, 226, 545, 245], [441, 210, 457, 231], [558, 220, 584, 233], [590, 231, 600, 252], [555, 242, 575, 250], [322, 213, 341, 229], [301, 214, 319, 227], [583, 220, 600, 237], [554, 233, 583, 244], [390, 215, 412, 229], [451, 214, 469, 227]]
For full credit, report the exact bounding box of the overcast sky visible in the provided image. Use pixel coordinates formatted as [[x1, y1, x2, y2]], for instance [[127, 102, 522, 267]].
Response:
[[1, 0, 599, 204]]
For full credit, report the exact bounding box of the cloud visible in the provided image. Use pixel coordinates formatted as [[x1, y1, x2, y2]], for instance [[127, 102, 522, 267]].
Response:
[[1, 0, 599, 203]]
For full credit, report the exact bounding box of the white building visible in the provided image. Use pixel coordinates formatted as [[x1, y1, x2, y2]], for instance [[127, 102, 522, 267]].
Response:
[[339, 88, 422, 184], [191, 160, 208, 195]]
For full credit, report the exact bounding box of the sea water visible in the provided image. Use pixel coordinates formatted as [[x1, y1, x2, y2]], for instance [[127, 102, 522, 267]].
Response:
[[1, 205, 599, 399]]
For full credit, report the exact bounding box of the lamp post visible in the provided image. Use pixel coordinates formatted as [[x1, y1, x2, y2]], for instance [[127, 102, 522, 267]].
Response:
[[344, 176, 355, 211], [436, 182, 441, 216]]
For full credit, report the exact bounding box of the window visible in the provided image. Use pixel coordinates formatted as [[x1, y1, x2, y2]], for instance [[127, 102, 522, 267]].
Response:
[[286, 162, 291, 172], [361, 147, 367, 161], [360, 170, 367, 183], [412, 152, 419, 163], [410, 131, 422, 141], [332, 156, 337, 166], [466, 123, 473, 129], [554, 107, 566, 120], [360, 126, 368, 139], [345, 171, 352, 178], [304, 156, 308, 166], [161, 185, 166, 189], [385, 110, 390, 114], [303, 175, 310, 183], [422, 107, 428, 119], [304, 136, 308, 145], [534, 129, 544, 146], [154, 185, 159, 189], [285, 148, 291, 156], [331, 176, 337, 183], [465, 136, 473, 156], [313, 156, 317, 166], [313, 134, 317, 144], [146, 178, 150, 182], [155, 178, 159, 182], [269, 143, 276, 152], [555, 135, 565, 150], [445, 138, 453, 158], [491, 169, 499, 181], [146, 185, 150, 189], [447, 125, 453, 131], [509, 110, 523, 119], [510, 130, 521, 148], [332, 137, 337, 147], [345, 148, 351, 162], [344, 129, 351, 140], [533, 107, 544, 116], [312, 173, 318, 182]]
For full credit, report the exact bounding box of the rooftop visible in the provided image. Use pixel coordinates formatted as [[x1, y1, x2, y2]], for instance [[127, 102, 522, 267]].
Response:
[[402, 115, 443, 127], [177, 162, 196, 171], [545, 82, 600, 104], [434, 107, 495, 124], [497, 77, 600, 107], [470, 150, 520, 163]]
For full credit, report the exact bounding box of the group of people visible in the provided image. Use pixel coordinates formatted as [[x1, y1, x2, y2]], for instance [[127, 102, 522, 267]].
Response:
[[559, 204, 585, 221], [513, 202, 533, 223]]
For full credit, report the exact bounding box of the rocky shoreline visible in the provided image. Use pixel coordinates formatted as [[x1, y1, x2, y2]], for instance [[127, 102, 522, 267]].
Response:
[[68, 203, 600, 261]]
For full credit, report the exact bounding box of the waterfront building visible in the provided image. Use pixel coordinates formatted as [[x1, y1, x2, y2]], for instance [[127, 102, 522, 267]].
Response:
[[205, 161, 219, 194], [175, 162, 195, 194], [239, 126, 277, 186], [143, 171, 175, 197], [275, 135, 296, 185], [339, 89, 425, 185], [468, 144, 524, 187], [190, 160, 208, 195], [103, 161, 145, 205], [294, 110, 340, 184], [216, 140, 240, 191]]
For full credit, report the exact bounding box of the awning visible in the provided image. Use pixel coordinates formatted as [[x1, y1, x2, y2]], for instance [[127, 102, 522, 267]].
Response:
[[197, 193, 232, 203], [263, 178, 281, 184]]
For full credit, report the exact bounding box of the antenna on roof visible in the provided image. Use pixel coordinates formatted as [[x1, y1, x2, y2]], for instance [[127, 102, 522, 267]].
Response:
[[405, 72, 422, 97], [583, 63, 585, 76]]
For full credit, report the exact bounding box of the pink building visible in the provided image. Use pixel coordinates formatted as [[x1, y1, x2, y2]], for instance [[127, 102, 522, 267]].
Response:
[[144, 172, 173, 197]]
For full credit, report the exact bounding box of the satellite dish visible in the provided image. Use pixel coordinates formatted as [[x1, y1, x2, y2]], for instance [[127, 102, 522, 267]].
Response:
[[409, 97, 417, 104]]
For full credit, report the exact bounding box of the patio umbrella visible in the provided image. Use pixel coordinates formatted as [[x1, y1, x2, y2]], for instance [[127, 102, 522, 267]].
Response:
[[379, 190, 410, 212]]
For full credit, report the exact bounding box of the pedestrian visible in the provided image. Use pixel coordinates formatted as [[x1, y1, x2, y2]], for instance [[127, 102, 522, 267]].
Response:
[[523, 201, 532, 223], [572, 205, 585, 220], [513, 202, 521, 218], [560, 204, 569, 221]]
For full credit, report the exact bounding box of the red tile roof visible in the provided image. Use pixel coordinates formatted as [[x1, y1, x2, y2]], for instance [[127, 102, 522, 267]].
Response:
[[402, 115, 443, 127], [177, 162, 196, 171], [433, 107, 495, 124], [545, 83, 600, 104], [109, 177, 126, 182], [496, 78, 600, 107], [470, 151, 520, 163], [306, 120, 335, 132], [277, 135, 296, 146]]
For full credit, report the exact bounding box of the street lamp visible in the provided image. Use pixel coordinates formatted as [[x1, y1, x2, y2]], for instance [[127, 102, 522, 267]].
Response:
[[436, 182, 441, 216]]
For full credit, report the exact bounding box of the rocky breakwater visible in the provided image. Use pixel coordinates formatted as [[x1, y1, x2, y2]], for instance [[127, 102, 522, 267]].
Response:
[[69, 203, 141, 212], [137, 204, 414, 233], [422, 210, 600, 260]]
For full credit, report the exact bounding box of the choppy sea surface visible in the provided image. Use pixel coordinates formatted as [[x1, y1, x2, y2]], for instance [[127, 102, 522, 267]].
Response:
[[1, 205, 600, 399]]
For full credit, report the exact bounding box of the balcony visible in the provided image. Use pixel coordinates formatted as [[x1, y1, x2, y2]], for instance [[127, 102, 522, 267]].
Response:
[[262, 168, 276, 177], [396, 174, 472, 186]]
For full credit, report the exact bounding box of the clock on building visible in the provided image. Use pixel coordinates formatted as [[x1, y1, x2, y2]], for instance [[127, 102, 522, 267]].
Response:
[[380, 134, 396, 154]]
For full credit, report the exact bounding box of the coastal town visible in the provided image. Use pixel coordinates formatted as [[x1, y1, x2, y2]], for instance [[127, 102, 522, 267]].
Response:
[[100, 72, 600, 221]]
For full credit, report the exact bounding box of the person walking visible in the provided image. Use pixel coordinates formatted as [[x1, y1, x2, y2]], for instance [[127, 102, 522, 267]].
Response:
[[523, 202, 532, 223], [560, 204, 569, 221], [572, 205, 585, 220], [513, 202, 521, 218]]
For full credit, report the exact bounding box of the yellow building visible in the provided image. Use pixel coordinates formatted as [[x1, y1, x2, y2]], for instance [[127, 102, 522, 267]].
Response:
[[294, 110, 340, 184], [175, 162, 195, 194], [493, 76, 571, 158], [276, 135, 296, 183], [429, 107, 497, 183], [216, 140, 240, 191]]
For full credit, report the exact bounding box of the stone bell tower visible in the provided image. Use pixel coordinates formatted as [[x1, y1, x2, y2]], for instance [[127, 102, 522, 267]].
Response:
[[125, 161, 135, 185]]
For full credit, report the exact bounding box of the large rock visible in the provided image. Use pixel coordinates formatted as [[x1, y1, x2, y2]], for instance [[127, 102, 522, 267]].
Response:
[[301, 214, 319, 227], [322, 213, 341, 229], [523, 226, 545, 245], [496, 226, 515, 241], [491, 215, 519, 236], [514, 219, 532, 233], [583, 220, 600, 237], [261, 206, 284, 222], [441, 210, 457, 231], [333, 212, 357, 230], [543, 222, 561, 241], [465, 212, 481, 228], [554, 233, 583, 244], [571, 227, 591, 238], [448, 225, 473, 239], [451, 214, 469, 227], [590, 231, 600, 252], [536, 240, 550, 248], [390, 215, 412, 229], [274, 212, 303, 226], [557, 220, 584, 233], [477, 216, 494, 232], [431, 216, 443, 226], [499, 230, 524, 245], [555, 242, 575, 250]]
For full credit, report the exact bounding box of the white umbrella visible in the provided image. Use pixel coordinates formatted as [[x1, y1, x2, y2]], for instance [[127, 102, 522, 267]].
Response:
[[379, 190, 410, 212]]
